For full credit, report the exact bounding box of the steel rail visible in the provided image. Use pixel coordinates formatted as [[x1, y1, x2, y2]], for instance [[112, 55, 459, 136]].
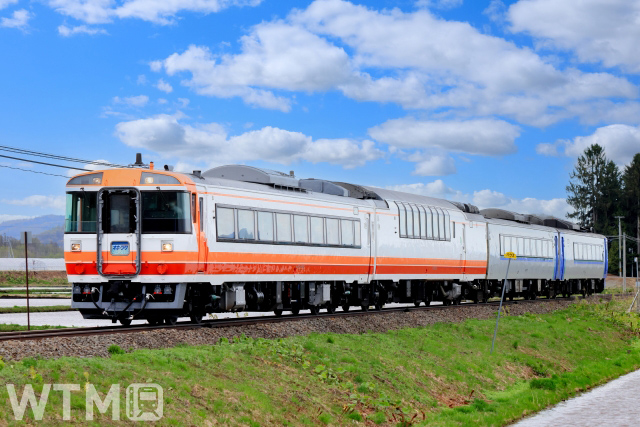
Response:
[[0, 297, 585, 343]]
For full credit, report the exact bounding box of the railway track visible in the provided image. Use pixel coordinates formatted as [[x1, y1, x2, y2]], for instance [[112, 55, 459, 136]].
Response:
[[0, 296, 584, 342]]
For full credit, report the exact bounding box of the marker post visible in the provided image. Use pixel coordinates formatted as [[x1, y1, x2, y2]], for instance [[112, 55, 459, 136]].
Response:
[[491, 251, 516, 354]]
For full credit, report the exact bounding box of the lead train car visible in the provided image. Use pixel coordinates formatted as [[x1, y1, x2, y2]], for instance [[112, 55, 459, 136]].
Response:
[[64, 163, 606, 325]]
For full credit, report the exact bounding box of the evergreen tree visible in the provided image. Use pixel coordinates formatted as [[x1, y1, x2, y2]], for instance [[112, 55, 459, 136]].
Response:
[[566, 144, 621, 233], [623, 153, 640, 259]]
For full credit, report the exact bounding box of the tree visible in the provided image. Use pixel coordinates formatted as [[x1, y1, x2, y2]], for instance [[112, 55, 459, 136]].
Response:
[[623, 153, 640, 257], [566, 144, 621, 233]]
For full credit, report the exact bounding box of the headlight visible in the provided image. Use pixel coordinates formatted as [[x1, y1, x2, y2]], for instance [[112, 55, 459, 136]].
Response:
[[92, 177, 101, 184], [71, 242, 81, 252], [144, 176, 154, 184], [161, 241, 173, 252]]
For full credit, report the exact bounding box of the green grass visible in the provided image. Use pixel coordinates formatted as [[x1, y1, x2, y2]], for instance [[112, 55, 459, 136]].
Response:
[[0, 272, 68, 287], [0, 305, 73, 314], [0, 324, 67, 332], [0, 300, 639, 425]]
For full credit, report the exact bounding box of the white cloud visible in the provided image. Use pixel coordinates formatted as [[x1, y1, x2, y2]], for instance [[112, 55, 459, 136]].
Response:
[[368, 118, 520, 156], [508, 0, 640, 73], [4, 195, 66, 212], [0, 214, 32, 224], [47, 0, 262, 25], [114, 114, 383, 168], [404, 151, 457, 176], [136, 74, 147, 85], [113, 95, 149, 107], [472, 189, 509, 207], [1, 9, 31, 30], [539, 124, 640, 166], [0, 0, 18, 10], [386, 180, 469, 202], [155, 79, 173, 93], [387, 180, 572, 218], [472, 188, 572, 219], [114, 0, 263, 24], [65, 159, 114, 177], [58, 24, 108, 36]]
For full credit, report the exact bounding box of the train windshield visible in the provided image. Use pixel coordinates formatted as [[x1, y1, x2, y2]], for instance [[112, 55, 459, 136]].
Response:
[[141, 191, 192, 234], [65, 192, 98, 233]]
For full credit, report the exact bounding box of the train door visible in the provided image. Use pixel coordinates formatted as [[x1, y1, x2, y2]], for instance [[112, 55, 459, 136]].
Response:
[[457, 222, 467, 278], [366, 213, 375, 282], [97, 188, 141, 276], [196, 187, 208, 273]]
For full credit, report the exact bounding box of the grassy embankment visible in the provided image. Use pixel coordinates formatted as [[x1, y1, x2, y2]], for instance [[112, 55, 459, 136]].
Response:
[[0, 306, 73, 314], [0, 272, 71, 299], [1, 299, 639, 426]]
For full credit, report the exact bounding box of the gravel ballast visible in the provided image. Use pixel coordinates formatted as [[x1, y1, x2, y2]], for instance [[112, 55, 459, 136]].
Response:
[[0, 297, 607, 362]]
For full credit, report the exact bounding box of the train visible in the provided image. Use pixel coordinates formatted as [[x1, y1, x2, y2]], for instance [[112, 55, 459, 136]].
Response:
[[64, 155, 607, 325]]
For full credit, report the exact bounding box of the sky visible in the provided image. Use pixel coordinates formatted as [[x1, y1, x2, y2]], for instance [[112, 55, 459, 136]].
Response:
[[2, 0, 640, 224]]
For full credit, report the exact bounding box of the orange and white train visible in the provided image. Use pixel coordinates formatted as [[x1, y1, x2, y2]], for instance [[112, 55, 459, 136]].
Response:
[[65, 156, 606, 325]]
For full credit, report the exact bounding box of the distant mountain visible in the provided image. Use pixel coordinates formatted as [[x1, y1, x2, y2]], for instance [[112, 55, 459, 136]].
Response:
[[0, 215, 65, 244]]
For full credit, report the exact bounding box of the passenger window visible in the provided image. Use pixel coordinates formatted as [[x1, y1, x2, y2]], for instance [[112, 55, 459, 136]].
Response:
[[411, 205, 420, 238], [406, 203, 414, 238], [341, 220, 354, 246], [199, 197, 204, 232], [216, 208, 235, 239], [257, 211, 274, 241], [397, 202, 407, 237], [191, 194, 196, 223], [354, 220, 361, 246], [310, 217, 324, 244], [437, 208, 445, 240], [276, 213, 292, 242], [419, 206, 427, 239], [326, 218, 340, 245], [444, 210, 450, 240], [294, 215, 308, 243], [237, 210, 255, 240]]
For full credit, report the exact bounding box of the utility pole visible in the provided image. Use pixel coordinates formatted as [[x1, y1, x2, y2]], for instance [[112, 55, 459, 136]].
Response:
[[615, 216, 624, 277], [623, 233, 627, 293]]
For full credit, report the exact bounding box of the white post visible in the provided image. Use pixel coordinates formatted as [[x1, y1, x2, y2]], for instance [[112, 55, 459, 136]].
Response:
[[491, 256, 512, 354]]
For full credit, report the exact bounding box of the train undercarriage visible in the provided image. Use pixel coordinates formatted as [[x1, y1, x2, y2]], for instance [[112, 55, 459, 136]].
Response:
[[72, 277, 605, 326]]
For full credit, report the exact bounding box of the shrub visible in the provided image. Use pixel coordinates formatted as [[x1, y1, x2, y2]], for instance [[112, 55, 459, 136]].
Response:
[[530, 378, 556, 391], [108, 344, 125, 355]]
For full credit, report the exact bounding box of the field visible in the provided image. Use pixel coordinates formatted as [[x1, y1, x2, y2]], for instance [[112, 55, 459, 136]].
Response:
[[0, 298, 638, 425]]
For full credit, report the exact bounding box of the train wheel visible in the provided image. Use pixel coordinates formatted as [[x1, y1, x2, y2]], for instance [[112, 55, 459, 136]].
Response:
[[443, 299, 451, 306], [375, 302, 384, 311], [291, 307, 300, 316], [342, 304, 350, 312], [190, 314, 203, 324], [147, 317, 161, 326], [361, 304, 369, 312], [326, 305, 336, 314], [309, 306, 319, 315], [120, 318, 132, 327], [165, 316, 178, 325], [414, 301, 421, 307], [425, 298, 431, 306], [274, 309, 283, 317]]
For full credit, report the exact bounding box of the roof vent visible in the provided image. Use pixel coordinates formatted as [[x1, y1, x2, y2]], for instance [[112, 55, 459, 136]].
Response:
[[299, 179, 349, 197], [192, 170, 203, 179], [203, 165, 300, 188], [481, 208, 528, 223]]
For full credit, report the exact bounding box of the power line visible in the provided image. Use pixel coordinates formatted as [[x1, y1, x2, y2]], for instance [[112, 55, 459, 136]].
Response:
[[0, 145, 130, 169], [0, 164, 68, 178], [0, 154, 89, 171]]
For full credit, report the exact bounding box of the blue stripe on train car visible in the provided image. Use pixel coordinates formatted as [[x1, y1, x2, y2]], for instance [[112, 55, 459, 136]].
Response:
[[553, 235, 559, 280], [499, 256, 554, 262], [560, 236, 566, 280], [604, 237, 608, 279]]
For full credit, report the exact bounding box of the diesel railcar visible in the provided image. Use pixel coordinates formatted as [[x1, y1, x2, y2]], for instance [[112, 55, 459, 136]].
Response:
[[64, 158, 606, 325]]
